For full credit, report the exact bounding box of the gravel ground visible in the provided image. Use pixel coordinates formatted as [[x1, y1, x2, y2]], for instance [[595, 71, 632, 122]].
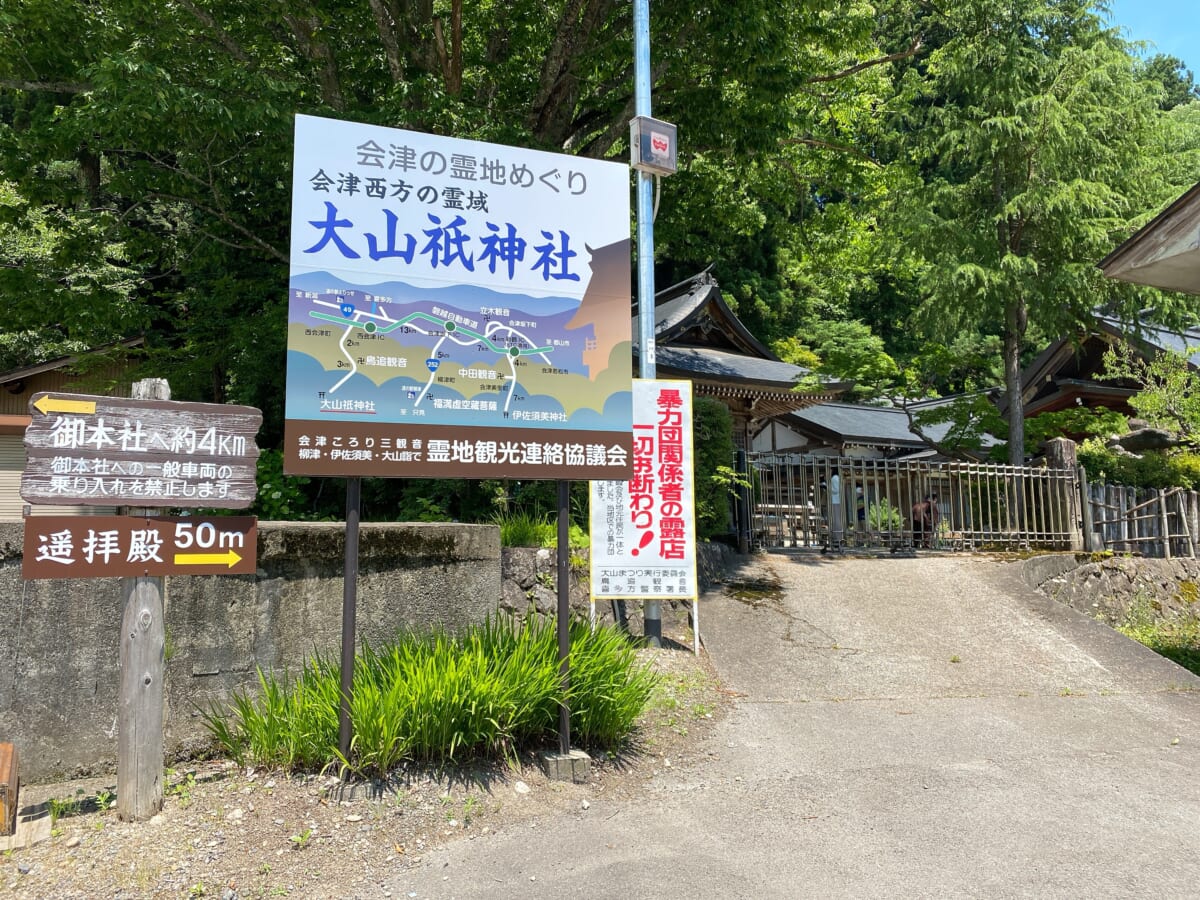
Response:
[[2, 638, 725, 900]]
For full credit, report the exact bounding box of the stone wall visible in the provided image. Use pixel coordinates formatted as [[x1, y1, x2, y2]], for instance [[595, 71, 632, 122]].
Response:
[[497, 541, 738, 629], [0, 520, 499, 781], [1021, 552, 1200, 625]]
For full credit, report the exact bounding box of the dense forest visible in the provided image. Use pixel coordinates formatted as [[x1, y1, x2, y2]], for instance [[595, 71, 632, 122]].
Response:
[[3, 0, 1200, 516]]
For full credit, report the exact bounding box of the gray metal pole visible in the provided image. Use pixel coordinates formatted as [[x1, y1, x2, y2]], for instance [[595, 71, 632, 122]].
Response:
[[634, 0, 662, 648], [338, 476, 361, 764], [557, 480, 572, 755]]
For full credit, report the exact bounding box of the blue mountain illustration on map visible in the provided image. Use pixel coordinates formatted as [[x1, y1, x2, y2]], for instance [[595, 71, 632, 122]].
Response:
[[289, 271, 583, 317]]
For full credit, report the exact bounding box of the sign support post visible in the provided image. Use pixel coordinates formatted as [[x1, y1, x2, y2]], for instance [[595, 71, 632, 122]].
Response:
[[556, 480, 571, 755], [634, 0, 661, 648], [338, 477, 362, 764], [117, 378, 169, 822]]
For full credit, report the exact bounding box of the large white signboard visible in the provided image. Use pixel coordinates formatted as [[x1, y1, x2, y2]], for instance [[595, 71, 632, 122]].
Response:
[[284, 114, 633, 480], [589, 379, 697, 601]]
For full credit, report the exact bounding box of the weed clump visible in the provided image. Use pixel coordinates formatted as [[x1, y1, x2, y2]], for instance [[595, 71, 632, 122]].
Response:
[[1117, 592, 1200, 676], [201, 616, 655, 778]]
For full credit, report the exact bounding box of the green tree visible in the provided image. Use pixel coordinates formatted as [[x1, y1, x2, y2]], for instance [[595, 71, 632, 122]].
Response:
[[692, 397, 736, 539], [1142, 53, 1200, 110], [900, 0, 1174, 465], [775, 320, 899, 399], [0, 0, 882, 411]]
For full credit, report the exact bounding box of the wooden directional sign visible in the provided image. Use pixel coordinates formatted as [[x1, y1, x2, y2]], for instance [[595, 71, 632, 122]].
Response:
[[22, 515, 258, 579], [21, 392, 261, 508]]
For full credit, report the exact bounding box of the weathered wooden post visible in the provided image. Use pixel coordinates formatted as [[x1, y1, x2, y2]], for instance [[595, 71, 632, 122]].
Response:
[[1160, 491, 1173, 559], [1077, 465, 1103, 553], [118, 378, 170, 821], [1045, 438, 1084, 551]]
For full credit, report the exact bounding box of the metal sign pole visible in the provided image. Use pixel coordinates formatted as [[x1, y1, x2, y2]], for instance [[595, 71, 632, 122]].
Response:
[[634, 0, 661, 648], [557, 480, 572, 755], [338, 476, 362, 764]]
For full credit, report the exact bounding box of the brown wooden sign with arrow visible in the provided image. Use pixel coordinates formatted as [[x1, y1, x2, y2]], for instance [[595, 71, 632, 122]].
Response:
[[21, 391, 262, 509], [22, 515, 258, 579]]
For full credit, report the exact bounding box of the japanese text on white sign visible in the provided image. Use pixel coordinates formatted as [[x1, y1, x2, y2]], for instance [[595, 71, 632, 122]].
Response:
[[589, 380, 697, 600]]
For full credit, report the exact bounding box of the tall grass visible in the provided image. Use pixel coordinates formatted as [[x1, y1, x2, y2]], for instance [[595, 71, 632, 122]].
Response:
[[494, 509, 590, 549], [202, 616, 656, 777]]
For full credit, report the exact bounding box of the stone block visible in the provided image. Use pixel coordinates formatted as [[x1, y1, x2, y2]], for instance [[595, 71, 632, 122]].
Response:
[[538, 748, 591, 783]]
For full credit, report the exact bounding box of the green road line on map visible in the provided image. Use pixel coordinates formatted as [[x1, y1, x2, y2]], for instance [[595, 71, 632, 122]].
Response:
[[311, 311, 552, 355]]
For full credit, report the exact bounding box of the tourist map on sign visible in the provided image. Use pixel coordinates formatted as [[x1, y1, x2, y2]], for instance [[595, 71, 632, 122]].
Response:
[[287, 272, 627, 428]]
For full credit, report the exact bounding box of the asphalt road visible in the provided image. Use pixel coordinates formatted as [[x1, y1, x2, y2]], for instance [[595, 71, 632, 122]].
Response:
[[392, 553, 1200, 899]]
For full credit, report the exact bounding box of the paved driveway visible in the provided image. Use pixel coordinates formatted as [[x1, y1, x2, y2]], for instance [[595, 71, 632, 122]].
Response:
[[393, 554, 1200, 899]]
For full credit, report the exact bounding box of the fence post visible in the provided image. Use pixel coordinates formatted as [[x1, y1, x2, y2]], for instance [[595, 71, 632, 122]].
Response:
[[1192, 492, 1200, 559], [735, 448, 751, 554], [1077, 466, 1102, 553], [1159, 491, 1172, 559], [1045, 438, 1083, 551], [1177, 491, 1195, 558]]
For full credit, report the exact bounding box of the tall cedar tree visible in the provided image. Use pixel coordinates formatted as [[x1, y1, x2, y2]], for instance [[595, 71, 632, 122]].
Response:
[[903, 0, 1168, 464]]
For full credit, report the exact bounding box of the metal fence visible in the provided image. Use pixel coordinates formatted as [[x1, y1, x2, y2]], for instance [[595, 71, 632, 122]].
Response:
[[747, 453, 1081, 552], [1084, 482, 1200, 559]]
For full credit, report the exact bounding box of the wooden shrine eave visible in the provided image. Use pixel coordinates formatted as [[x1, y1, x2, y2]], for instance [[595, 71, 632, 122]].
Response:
[[691, 378, 839, 419], [1100, 182, 1200, 295]]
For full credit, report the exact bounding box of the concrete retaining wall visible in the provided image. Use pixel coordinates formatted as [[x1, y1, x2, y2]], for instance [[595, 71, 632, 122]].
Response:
[[0, 520, 499, 781]]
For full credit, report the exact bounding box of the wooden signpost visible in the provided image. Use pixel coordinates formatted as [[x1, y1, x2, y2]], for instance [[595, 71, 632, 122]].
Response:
[[21, 390, 261, 509], [22, 516, 257, 579], [20, 380, 261, 821]]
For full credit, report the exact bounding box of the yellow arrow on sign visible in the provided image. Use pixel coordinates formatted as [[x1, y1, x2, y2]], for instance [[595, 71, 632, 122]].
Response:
[[174, 550, 243, 568], [33, 395, 97, 416]]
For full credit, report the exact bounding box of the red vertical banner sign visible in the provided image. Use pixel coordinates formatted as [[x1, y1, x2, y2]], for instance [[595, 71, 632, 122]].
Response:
[[589, 379, 697, 601]]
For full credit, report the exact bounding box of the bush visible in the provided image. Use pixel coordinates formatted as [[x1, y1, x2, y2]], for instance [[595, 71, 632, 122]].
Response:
[[1118, 592, 1200, 676], [693, 397, 736, 539], [1078, 439, 1200, 490], [867, 498, 904, 531], [201, 616, 656, 777]]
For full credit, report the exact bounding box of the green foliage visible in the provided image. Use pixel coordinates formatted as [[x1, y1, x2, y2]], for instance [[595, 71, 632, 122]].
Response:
[[900, 0, 1178, 462], [0, 179, 147, 347], [1118, 592, 1200, 676], [252, 449, 316, 521], [1077, 438, 1200, 490], [0, 328, 88, 374], [47, 793, 83, 824], [867, 498, 904, 531], [908, 394, 1007, 459], [1024, 407, 1128, 445], [201, 616, 656, 776], [692, 398, 736, 539], [1101, 343, 1200, 442], [1141, 54, 1200, 111], [777, 320, 899, 399], [494, 509, 588, 550], [4, 0, 1199, 482]]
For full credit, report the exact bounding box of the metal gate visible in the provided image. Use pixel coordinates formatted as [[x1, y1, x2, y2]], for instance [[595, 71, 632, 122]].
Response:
[[748, 453, 1080, 551]]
